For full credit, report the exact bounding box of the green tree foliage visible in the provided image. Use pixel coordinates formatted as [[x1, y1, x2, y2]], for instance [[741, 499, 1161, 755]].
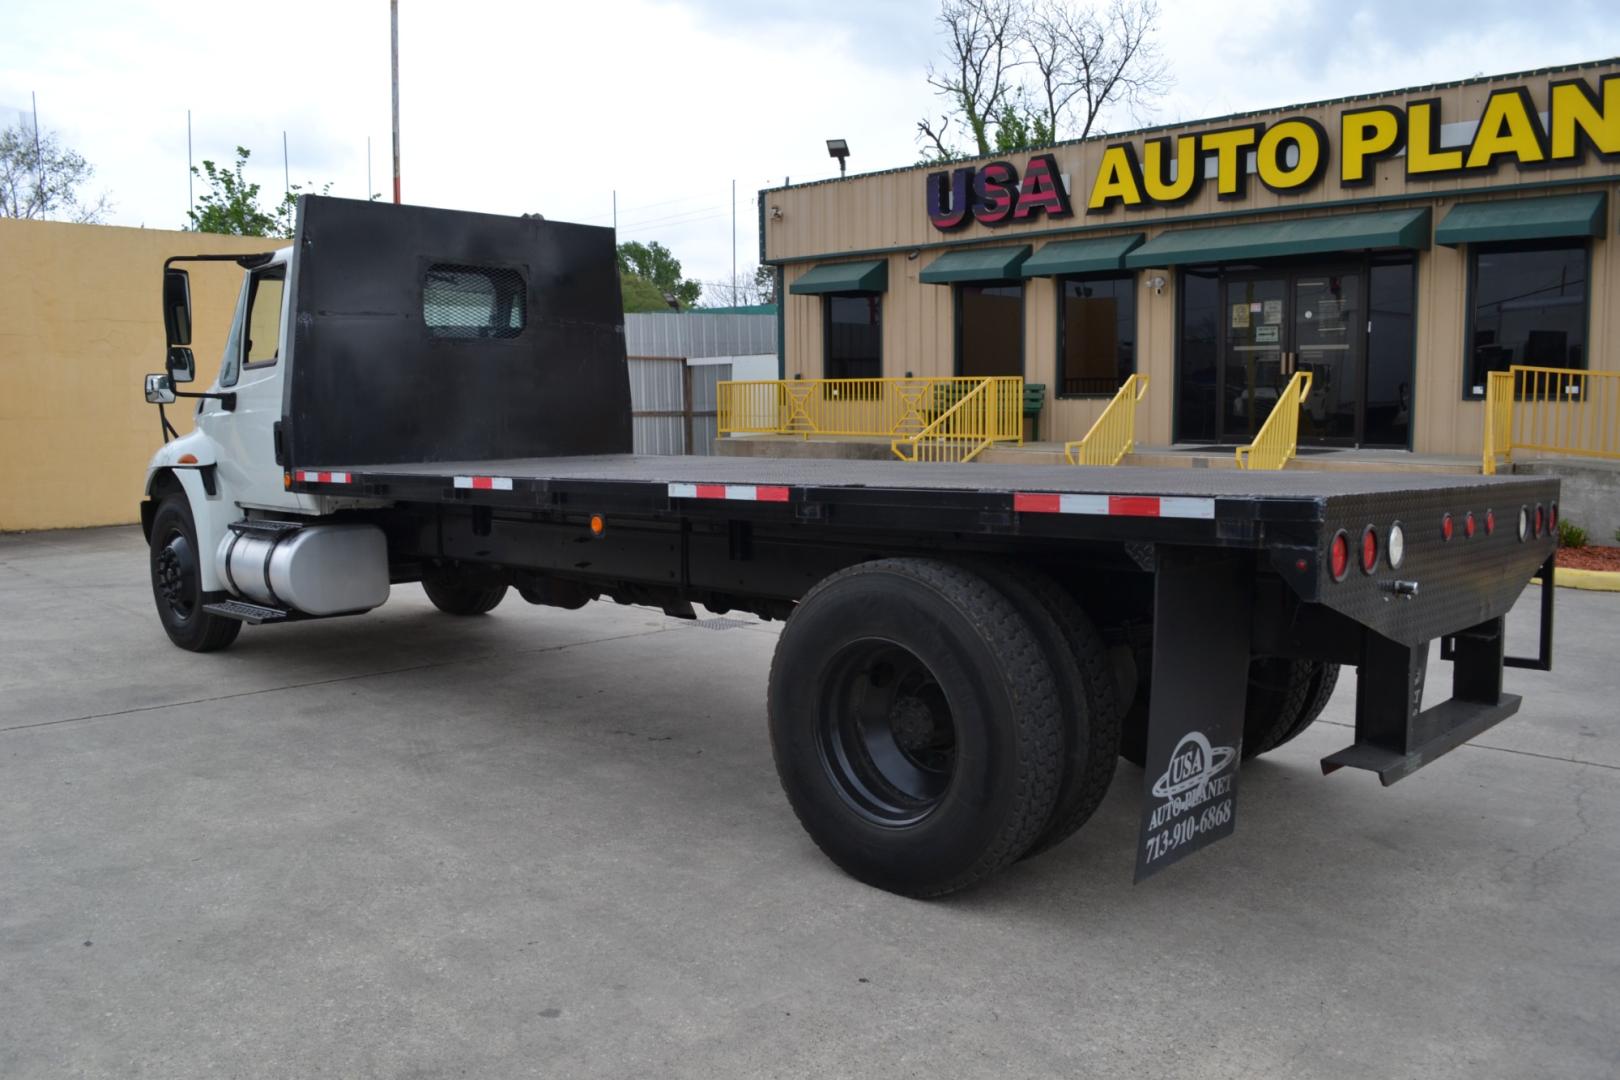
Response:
[[621, 271, 676, 312], [616, 240, 702, 310], [186, 146, 331, 237], [0, 122, 110, 221]]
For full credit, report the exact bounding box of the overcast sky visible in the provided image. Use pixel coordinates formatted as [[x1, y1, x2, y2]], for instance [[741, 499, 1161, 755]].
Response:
[[2, 0, 1617, 299]]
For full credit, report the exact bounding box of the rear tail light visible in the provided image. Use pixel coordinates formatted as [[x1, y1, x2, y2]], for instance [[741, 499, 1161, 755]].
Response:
[[1387, 523, 1406, 568], [1464, 511, 1477, 538], [1330, 530, 1351, 581], [1441, 513, 1454, 541], [1359, 526, 1379, 574], [1550, 503, 1558, 530], [1485, 509, 1496, 536], [1534, 505, 1545, 538], [1518, 506, 1530, 541]]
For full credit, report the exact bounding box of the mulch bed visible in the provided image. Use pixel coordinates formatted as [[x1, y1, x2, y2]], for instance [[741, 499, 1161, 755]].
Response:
[[1557, 544, 1620, 573]]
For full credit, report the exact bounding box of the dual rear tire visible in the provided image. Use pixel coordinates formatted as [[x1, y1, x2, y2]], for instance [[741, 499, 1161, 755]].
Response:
[[767, 558, 1119, 898]]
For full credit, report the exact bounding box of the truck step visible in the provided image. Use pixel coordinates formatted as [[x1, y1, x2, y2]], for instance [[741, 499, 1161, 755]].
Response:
[[229, 517, 304, 537], [203, 599, 290, 624]]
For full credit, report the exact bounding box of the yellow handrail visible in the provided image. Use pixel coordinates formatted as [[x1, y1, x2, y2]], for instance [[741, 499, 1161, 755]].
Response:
[[890, 376, 1023, 463], [1483, 364, 1620, 475], [1235, 371, 1314, 470], [1482, 370, 1515, 475], [719, 377, 1004, 441], [1064, 374, 1150, 466]]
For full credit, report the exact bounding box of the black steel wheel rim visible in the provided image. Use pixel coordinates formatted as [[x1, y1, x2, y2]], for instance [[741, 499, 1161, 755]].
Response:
[[816, 639, 957, 826], [155, 528, 198, 623]]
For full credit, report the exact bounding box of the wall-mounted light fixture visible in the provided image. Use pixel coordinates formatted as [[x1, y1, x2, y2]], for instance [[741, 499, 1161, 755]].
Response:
[[1144, 273, 1167, 295], [770, 205, 783, 221], [827, 138, 850, 177]]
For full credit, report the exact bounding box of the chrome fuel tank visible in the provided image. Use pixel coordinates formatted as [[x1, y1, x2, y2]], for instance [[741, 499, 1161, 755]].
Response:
[[216, 523, 389, 616]]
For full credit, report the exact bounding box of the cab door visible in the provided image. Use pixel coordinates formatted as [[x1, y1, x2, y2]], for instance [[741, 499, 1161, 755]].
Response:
[[198, 260, 301, 510]]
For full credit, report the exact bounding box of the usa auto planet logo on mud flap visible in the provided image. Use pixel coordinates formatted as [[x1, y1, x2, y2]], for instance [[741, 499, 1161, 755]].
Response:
[[1142, 732, 1237, 866]]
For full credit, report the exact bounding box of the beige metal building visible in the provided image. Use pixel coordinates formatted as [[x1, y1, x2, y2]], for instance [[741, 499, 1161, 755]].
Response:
[[762, 59, 1620, 457]]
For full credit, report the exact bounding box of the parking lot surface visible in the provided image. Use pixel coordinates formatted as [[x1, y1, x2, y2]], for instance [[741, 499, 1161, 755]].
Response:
[[3, 526, 1618, 1079]]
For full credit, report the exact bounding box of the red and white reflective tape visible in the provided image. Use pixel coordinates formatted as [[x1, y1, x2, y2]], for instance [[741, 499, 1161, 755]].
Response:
[[1013, 492, 1215, 519], [453, 475, 515, 491], [668, 482, 789, 503], [295, 470, 351, 484]]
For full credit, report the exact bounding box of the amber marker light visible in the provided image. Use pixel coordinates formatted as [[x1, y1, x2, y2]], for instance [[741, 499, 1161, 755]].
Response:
[[589, 514, 606, 537]]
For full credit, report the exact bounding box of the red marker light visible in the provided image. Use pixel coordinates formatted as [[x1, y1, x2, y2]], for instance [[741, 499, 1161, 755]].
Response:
[[1549, 503, 1558, 530], [1330, 531, 1351, 581], [1360, 526, 1379, 574], [1534, 505, 1545, 538], [1485, 509, 1496, 536], [1464, 511, 1477, 538], [1441, 513, 1454, 541]]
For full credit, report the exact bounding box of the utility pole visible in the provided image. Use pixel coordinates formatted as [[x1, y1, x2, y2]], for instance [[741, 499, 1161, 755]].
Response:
[[31, 92, 42, 213], [282, 130, 290, 204], [390, 0, 401, 204], [367, 135, 372, 200], [612, 189, 617, 233], [187, 109, 193, 220], [731, 178, 737, 306]]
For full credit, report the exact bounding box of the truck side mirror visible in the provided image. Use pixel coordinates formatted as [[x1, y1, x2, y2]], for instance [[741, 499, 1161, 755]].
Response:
[[163, 268, 192, 346], [144, 373, 176, 405], [167, 346, 196, 384]]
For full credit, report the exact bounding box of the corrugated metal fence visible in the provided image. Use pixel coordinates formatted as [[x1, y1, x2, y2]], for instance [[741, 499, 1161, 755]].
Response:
[[623, 313, 774, 456]]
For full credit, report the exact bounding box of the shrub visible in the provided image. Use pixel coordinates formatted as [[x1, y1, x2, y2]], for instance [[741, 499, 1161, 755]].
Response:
[[1557, 519, 1588, 549]]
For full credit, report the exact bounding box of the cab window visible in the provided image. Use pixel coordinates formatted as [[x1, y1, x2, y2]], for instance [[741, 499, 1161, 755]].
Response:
[[244, 266, 286, 368]]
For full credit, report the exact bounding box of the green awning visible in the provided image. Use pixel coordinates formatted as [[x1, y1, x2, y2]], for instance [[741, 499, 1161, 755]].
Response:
[[920, 245, 1032, 284], [1435, 192, 1607, 247], [788, 259, 888, 295], [1125, 208, 1431, 268], [1021, 234, 1144, 277]]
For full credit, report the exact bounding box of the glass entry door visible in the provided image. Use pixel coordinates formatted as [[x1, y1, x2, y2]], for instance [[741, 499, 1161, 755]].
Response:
[[1219, 269, 1362, 446]]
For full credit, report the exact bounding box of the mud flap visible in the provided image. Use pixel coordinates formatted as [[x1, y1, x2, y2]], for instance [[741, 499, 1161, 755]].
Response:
[[1135, 547, 1254, 882]]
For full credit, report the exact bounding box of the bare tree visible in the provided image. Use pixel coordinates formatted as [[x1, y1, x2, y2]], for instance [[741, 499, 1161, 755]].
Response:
[[1027, 0, 1169, 139], [918, 0, 1171, 160], [0, 122, 110, 222], [918, 0, 1026, 160]]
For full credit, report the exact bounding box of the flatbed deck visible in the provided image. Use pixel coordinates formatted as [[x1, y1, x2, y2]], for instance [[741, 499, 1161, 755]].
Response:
[[299, 454, 1535, 500]]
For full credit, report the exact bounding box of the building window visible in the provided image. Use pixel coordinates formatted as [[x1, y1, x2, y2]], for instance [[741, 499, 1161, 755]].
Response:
[[1465, 241, 1587, 398], [1175, 268, 1220, 442], [424, 263, 526, 339], [823, 294, 882, 380], [1058, 274, 1135, 397], [956, 283, 1023, 378]]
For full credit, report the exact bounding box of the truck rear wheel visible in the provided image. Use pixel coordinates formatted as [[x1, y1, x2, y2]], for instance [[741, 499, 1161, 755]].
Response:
[[968, 563, 1121, 859], [148, 494, 241, 653], [421, 569, 507, 615], [768, 558, 1063, 898], [1261, 661, 1340, 755], [1118, 656, 1326, 766]]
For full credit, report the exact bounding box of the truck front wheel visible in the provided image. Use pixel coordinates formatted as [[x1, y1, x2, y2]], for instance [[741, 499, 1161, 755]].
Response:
[[148, 494, 241, 653], [768, 559, 1063, 898], [421, 569, 507, 615]]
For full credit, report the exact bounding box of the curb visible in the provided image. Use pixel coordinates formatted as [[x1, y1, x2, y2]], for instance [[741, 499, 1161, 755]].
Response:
[[1533, 566, 1620, 593]]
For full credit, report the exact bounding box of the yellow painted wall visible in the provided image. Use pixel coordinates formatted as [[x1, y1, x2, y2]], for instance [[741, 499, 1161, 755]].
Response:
[[767, 61, 1620, 456], [0, 219, 289, 531]]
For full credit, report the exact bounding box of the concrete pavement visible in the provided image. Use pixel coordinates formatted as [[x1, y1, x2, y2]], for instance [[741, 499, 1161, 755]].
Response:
[[2, 526, 1617, 1079]]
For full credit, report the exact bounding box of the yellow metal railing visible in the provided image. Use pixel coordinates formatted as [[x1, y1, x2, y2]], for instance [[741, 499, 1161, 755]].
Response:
[[1482, 370, 1515, 475], [890, 376, 1024, 463], [717, 377, 1023, 459], [1482, 365, 1620, 475], [1235, 371, 1314, 470], [1065, 375, 1150, 466]]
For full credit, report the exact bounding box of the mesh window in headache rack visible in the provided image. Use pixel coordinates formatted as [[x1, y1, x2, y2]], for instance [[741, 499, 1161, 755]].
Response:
[[423, 263, 526, 339]]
